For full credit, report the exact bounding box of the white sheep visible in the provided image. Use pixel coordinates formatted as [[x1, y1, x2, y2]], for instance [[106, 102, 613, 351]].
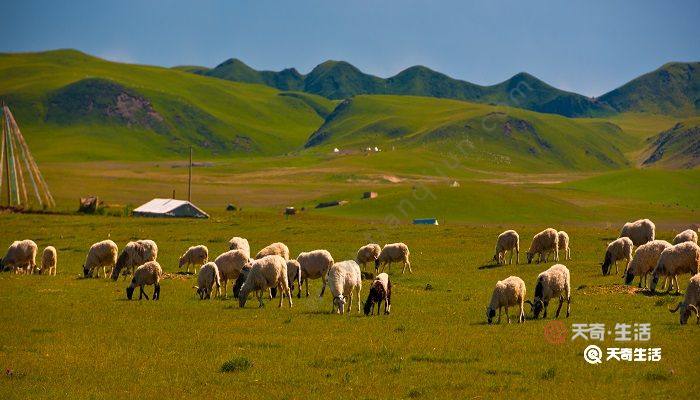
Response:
[[111, 239, 158, 280], [363, 273, 392, 316], [619, 219, 655, 246], [297, 249, 334, 298], [193, 262, 221, 300], [673, 229, 698, 245], [1, 240, 37, 274], [255, 242, 290, 261], [526, 264, 571, 319], [83, 240, 118, 279], [557, 231, 571, 261], [228, 237, 251, 259], [40, 246, 57, 276], [356, 243, 381, 271], [214, 249, 250, 297], [179, 245, 209, 273], [126, 261, 163, 300], [375, 243, 412, 274], [236, 255, 292, 308], [493, 230, 519, 265], [526, 228, 558, 264], [286, 260, 301, 297], [650, 241, 700, 293], [327, 260, 362, 314], [601, 237, 633, 276], [486, 276, 526, 324], [624, 240, 672, 288], [668, 273, 700, 324]]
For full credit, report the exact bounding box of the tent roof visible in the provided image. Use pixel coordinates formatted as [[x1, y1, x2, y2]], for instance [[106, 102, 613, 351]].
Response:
[[133, 198, 209, 218]]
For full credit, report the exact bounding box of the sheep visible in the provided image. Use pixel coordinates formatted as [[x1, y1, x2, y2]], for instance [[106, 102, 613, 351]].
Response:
[[601, 237, 633, 276], [236, 255, 292, 308], [650, 241, 700, 293], [363, 273, 392, 316], [297, 249, 334, 298], [193, 262, 221, 300], [213, 249, 251, 297], [619, 218, 655, 246], [327, 260, 362, 314], [178, 245, 209, 273], [83, 240, 118, 279], [673, 229, 698, 245], [110, 239, 158, 280], [356, 243, 381, 271], [526, 264, 571, 319], [375, 243, 412, 274], [624, 240, 672, 288], [493, 230, 519, 265], [0, 240, 37, 274], [526, 228, 559, 264], [486, 276, 526, 324], [255, 242, 290, 261], [126, 261, 162, 300], [286, 260, 301, 297], [228, 236, 251, 259], [40, 246, 57, 276], [557, 231, 571, 261], [668, 273, 700, 325]]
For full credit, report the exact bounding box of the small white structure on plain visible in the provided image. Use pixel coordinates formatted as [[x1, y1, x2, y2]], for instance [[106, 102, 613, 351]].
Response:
[[374, 147, 380, 152], [133, 198, 209, 219], [333, 148, 340, 153]]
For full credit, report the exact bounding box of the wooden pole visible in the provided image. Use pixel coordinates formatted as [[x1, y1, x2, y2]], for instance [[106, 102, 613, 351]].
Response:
[[1, 108, 6, 206], [188, 146, 192, 202]]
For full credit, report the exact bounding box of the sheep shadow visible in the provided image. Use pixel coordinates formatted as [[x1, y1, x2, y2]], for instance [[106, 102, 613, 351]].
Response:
[[478, 262, 505, 270]]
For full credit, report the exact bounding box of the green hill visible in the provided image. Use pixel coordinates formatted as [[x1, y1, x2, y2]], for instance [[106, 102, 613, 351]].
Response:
[[641, 117, 700, 168], [305, 95, 635, 171], [0, 49, 334, 160], [599, 62, 699, 115]]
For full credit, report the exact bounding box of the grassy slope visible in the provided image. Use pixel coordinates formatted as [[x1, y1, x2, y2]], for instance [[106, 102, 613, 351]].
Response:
[[0, 50, 334, 161], [0, 212, 697, 399]]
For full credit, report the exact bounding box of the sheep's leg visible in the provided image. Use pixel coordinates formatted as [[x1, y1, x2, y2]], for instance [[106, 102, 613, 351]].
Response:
[[257, 290, 264, 308], [543, 301, 549, 319], [406, 259, 412, 273], [518, 302, 525, 323], [305, 278, 310, 298], [555, 296, 564, 318], [673, 275, 681, 294], [497, 307, 502, 323], [566, 296, 571, 317], [278, 284, 283, 308], [153, 283, 160, 300], [319, 275, 327, 298], [505, 306, 511, 324], [286, 285, 293, 308], [516, 249, 519, 265]]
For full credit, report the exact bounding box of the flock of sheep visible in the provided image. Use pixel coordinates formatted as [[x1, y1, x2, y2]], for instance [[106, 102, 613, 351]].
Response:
[[2, 219, 698, 324], [487, 220, 700, 325], [0, 237, 407, 316]]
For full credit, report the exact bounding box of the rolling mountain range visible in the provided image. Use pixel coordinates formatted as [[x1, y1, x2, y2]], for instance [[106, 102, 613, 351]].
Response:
[[179, 58, 699, 118]]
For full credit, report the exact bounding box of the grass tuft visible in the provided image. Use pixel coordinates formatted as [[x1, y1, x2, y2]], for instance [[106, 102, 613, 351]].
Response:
[[220, 357, 252, 373]]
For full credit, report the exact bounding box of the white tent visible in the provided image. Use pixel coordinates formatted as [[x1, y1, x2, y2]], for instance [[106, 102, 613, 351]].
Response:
[[132, 198, 209, 219]]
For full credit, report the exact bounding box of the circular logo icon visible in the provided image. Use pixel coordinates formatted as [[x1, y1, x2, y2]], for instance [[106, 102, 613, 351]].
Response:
[[543, 320, 568, 345], [583, 345, 603, 364]]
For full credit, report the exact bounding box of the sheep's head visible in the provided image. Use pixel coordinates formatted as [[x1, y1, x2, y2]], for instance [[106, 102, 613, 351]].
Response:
[[238, 284, 250, 308], [178, 256, 185, 269], [126, 285, 135, 300], [363, 297, 374, 315], [526, 252, 534, 264], [486, 307, 497, 324], [193, 285, 205, 300], [669, 302, 695, 325], [624, 270, 635, 285], [526, 299, 544, 318], [232, 266, 251, 298], [649, 272, 660, 293], [82, 264, 90, 277], [333, 294, 346, 314]]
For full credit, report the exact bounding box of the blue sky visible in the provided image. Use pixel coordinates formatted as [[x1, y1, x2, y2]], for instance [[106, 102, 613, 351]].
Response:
[[2, 0, 698, 96]]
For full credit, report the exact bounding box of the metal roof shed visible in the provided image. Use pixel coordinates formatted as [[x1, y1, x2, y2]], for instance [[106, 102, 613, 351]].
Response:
[[132, 198, 209, 219]]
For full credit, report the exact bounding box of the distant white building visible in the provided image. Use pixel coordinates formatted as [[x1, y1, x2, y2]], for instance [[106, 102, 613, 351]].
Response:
[[333, 148, 340, 153], [132, 198, 209, 218]]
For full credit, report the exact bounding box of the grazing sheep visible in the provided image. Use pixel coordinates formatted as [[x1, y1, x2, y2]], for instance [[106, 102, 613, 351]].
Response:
[[650, 241, 700, 293], [1, 240, 37, 274], [526, 228, 559, 264], [375, 243, 412, 274], [236, 255, 292, 308], [179, 245, 209, 273], [526, 264, 571, 319], [557, 231, 571, 261], [255, 242, 290, 261], [619, 219, 655, 246], [83, 240, 118, 279], [327, 260, 362, 314], [297, 250, 334, 298], [601, 237, 633, 276], [40, 246, 57, 276], [228, 237, 251, 259], [285, 260, 301, 297], [126, 261, 163, 300], [193, 262, 221, 300], [356, 243, 381, 271], [624, 240, 672, 288], [363, 273, 392, 316], [486, 276, 526, 324], [673, 229, 698, 245], [214, 249, 250, 297], [493, 230, 519, 265], [110, 239, 158, 281], [668, 273, 700, 324]]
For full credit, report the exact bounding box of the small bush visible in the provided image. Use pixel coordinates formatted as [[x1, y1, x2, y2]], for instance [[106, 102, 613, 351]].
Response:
[[220, 357, 252, 373]]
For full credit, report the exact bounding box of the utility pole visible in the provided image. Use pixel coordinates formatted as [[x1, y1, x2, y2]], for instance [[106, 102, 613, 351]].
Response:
[[188, 146, 192, 202]]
